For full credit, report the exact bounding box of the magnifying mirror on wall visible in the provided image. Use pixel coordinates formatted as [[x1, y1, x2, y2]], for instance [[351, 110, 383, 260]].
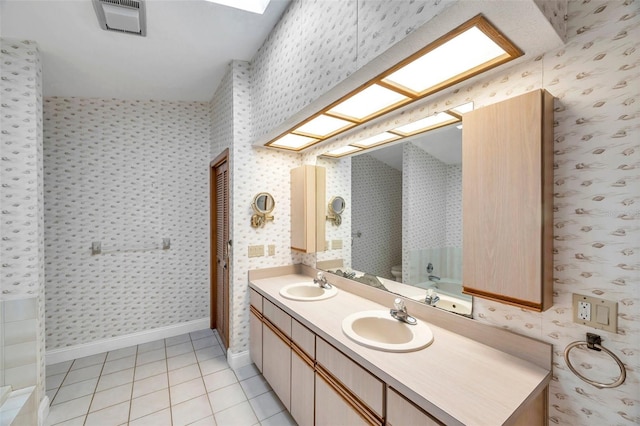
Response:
[[327, 196, 346, 226], [251, 192, 275, 228]]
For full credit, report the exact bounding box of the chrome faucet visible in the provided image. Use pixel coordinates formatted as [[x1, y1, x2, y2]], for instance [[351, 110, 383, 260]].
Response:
[[390, 298, 417, 325], [428, 274, 441, 282], [424, 288, 440, 306], [314, 272, 332, 289]]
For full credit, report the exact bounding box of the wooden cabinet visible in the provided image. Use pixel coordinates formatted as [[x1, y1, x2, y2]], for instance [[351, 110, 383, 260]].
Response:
[[315, 372, 372, 426], [262, 321, 291, 410], [291, 165, 326, 253], [249, 290, 263, 372], [462, 89, 554, 311], [291, 348, 315, 426], [387, 387, 442, 426]]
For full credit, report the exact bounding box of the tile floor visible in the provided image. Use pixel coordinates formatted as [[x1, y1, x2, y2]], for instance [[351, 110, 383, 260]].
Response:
[[45, 329, 296, 426]]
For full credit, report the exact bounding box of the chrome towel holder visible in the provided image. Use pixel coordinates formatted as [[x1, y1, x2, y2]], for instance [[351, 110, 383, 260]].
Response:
[[564, 332, 626, 389]]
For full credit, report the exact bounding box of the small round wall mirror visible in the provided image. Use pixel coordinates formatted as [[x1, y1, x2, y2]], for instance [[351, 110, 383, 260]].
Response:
[[327, 196, 346, 226], [251, 192, 275, 228]]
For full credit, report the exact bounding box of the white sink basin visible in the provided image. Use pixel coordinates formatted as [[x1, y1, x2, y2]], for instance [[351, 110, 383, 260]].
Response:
[[279, 282, 338, 301], [342, 310, 434, 352]]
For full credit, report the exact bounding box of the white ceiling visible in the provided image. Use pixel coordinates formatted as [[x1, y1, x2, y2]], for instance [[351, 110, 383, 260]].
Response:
[[0, 0, 290, 101], [365, 123, 462, 171]]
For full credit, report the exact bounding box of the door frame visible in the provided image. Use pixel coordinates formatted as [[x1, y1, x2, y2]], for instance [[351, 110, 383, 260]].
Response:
[[210, 148, 230, 347]]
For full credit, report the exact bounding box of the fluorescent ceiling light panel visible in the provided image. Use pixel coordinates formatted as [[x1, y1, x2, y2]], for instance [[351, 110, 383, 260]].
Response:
[[327, 84, 409, 121], [323, 146, 362, 157], [294, 115, 354, 138], [204, 0, 271, 14], [383, 26, 507, 94], [268, 133, 318, 150], [393, 112, 457, 135], [451, 102, 474, 114], [352, 132, 401, 148]]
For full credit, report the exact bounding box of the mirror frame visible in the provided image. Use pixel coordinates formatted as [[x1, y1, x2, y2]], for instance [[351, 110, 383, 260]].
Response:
[[251, 192, 275, 228]]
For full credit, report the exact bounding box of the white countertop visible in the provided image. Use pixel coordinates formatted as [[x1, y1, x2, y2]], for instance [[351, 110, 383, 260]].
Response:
[[250, 272, 551, 426]]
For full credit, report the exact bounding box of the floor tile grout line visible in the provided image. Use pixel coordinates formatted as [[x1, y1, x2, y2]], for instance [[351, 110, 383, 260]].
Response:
[[125, 342, 140, 425], [190, 330, 218, 425], [163, 337, 173, 426], [82, 354, 108, 426]]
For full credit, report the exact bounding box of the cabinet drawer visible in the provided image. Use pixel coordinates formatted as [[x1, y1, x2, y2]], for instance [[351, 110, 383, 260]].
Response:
[[249, 289, 263, 313], [316, 338, 383, 417], [387, 387, 441, 426], [292, 319, 315, 358], [263, 299, 291, 337]]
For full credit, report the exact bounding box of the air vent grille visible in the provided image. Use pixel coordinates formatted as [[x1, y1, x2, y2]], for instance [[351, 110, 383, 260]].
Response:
[[92, 0, 147, 37]]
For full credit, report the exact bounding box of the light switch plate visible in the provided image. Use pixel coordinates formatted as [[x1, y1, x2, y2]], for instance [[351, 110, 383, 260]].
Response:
[[572, 293, 618, 333], [332, 239, 343, 249], [268, 244, 275, 256], [248, 245, 264, 258]]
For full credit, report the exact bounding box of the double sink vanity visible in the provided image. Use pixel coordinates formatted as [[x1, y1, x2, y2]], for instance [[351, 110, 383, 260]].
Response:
[[249, 264, 552, 426]]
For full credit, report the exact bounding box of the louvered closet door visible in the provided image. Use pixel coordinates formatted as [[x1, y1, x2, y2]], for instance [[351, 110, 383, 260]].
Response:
[[214, 158, 230, 349]]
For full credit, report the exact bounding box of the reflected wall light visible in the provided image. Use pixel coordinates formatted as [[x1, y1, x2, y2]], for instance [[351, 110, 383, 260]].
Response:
[[319, 102, 473, 158], [264, 15, 521, 152]]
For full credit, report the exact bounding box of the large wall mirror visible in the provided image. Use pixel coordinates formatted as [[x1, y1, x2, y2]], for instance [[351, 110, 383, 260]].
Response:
[[320, 122, 472, 316]]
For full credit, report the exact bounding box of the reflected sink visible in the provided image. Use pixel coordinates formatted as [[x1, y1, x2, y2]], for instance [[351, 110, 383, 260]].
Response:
[[409, 294, 472, 316], [342, 310, 434, 352], [279, 282, 338, 301]]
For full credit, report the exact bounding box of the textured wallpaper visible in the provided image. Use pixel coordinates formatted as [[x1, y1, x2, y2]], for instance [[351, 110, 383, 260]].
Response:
[[43, 98, 211, 349], [217, 0, 638, 423], [0, 37, 46, 406], [351, 154, 402, 279]]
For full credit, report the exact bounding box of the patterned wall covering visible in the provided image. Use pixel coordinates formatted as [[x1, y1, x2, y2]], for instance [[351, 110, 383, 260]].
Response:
[[316, 156, 352, 268], [213, 0, 638, 423], [0, 37, 46, 406], [250, 0, 452, 143], [445, 164, 462, 248], [43, 98, 211, 349], [351, 154, 401, 279]]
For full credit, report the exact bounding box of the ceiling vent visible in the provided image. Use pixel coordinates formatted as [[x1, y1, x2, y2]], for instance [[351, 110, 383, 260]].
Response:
[[92, 0, 147, 37]]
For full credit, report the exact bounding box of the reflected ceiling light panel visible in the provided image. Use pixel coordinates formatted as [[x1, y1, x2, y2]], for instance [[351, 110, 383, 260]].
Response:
[[450, 101, 474, 115], [391, 112, 459, 137], [262, 15, 521, 152], [327, 84, 409, 121], [322, 145, 363, 158], [382, 27, 511, 95], [456, 124, 463, 130], [267, 133, 318, 150], [294, 115, 355, 138], [203, 0, 271, 14], [351, 132, 402, 149]]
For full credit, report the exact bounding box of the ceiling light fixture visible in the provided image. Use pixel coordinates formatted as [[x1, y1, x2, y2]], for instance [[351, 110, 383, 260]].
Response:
[[264, 15, 521, 152], [320, 102, 473, 158], [203, 0, 271, 14]]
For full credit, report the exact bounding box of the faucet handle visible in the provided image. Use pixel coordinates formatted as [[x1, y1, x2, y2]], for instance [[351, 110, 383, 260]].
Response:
[[316, 271, 324, 281], [393, 298, 405, 311]]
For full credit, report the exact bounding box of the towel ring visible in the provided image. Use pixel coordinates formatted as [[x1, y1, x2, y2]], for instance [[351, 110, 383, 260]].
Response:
[[564, 333, 626, 389]]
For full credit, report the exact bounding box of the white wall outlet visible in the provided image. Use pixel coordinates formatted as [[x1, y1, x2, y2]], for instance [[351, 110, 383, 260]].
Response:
[[268, 244, 275, 256], [577, 301, 591, 321]]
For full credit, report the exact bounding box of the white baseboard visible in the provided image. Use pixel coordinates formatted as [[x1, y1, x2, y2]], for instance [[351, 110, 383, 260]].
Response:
[[46, 318, 211, 365], [38, 395, 50, 426], [227, 349, 252, 370]]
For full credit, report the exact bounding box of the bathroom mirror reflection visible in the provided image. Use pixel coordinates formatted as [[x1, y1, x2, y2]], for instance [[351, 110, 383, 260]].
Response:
[[321, 122, 471, 316], [327, 196, 346, 226]]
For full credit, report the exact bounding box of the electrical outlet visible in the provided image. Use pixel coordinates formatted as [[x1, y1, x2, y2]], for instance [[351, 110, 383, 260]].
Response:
[[572, 293, 617, 333], [578, 301, 591, 321], [248, 245, 264, 258], [268, 244, 275, 256]]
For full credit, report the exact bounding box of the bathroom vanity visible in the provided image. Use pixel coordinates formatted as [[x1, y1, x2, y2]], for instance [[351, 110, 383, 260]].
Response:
[[249, 264, 552, 426]]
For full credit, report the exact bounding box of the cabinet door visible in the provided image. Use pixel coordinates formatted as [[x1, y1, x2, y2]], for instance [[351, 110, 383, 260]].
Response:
[[315, 372, 372, 426], [290, 348, 314, 426], [387, 388, 442, 426], [262, 322, 291, 410], [462, 89, 553, 311], [249, 309, 262, 372], [290, 165, 326, 253]]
